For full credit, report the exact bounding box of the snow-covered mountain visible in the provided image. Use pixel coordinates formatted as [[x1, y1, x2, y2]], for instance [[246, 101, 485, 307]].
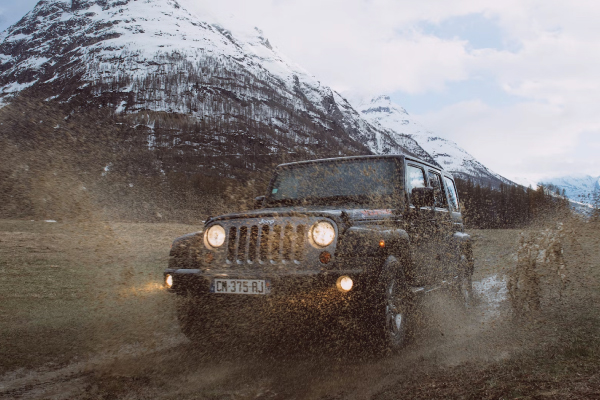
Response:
[[357, 95, 513, 187], [0, 0, 510, 187], [540, 175, 600, 205]]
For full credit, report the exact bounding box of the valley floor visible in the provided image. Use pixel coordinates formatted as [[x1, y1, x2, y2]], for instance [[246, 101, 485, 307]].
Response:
[[0, 219, 598, 399]]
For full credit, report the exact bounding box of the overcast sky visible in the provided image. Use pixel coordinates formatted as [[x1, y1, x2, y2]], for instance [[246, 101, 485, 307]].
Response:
[[2, 0, 600, 185]]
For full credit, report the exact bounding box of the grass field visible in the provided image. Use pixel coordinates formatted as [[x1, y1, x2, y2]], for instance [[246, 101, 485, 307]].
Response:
[[0, 220, 196, 374], [0, 218, 598, 399]]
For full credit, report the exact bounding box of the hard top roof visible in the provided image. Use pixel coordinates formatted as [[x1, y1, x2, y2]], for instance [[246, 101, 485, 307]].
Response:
[[276, 154, 446, 174]]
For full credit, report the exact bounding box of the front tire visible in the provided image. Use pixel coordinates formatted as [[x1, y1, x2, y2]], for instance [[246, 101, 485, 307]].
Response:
[[176, 295, 206, 341], [176, 295, 231, 343], [382, 278, 411, 349], [368, 257, 413, 353]]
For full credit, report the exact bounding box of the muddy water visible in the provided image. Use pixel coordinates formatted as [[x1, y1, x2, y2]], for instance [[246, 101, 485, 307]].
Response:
[[0, 277, 513, 399], [0, 222, 598, 399]]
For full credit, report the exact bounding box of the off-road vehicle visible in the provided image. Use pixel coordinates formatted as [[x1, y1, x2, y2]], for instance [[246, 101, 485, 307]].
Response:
[[164, 155, 474, 351]]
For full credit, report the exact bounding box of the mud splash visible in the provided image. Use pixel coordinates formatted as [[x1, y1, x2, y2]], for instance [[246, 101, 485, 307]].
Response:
[[473, 274, 509, 322], [1, 222, 598, 399], [0, 271, 515, 399]]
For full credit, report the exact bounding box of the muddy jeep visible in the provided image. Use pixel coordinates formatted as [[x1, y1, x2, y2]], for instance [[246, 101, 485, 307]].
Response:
[[164, 155, 474, 351]]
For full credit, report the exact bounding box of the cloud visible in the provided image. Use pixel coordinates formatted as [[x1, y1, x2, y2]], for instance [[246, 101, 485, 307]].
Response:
[[2, 0, 598, 181], [417, 13, 516, 51], [414, 100, 600, 181], [180, 0, 600, 180], [183, 0, 600, 103], [183, 0, 482, 95]]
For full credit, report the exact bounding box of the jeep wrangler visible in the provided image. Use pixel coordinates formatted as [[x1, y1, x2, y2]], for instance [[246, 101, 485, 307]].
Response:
[[164, 155, 474, 351]]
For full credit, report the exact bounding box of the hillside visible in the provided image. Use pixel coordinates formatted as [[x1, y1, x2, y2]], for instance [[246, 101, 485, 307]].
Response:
[[0, 0, 514, 219], [0, 0, 440, 169]]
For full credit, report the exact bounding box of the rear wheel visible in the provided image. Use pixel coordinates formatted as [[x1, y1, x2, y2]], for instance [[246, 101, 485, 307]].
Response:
[[452, 250, 475, 309], [452, 272, 474, 309]]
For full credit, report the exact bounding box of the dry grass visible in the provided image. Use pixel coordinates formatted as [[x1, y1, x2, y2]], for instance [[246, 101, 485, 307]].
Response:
[[0, 219, 197, 374]]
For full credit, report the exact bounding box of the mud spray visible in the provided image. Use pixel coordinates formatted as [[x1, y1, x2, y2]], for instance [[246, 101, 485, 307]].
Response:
[[1, 215, 598, 399]]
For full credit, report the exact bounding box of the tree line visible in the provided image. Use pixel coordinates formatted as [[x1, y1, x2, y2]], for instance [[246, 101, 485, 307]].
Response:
[[455, 178, 571, 229]]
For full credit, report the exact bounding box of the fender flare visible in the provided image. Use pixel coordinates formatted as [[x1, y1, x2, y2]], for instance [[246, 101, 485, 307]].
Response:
[[378, 255, 408, 286], [336, 227, 410, 258], [362, 255, 409, 301]]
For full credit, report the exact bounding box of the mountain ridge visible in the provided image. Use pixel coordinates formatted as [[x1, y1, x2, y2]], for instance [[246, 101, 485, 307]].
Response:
[[540, 175, 600, 205], [356, 95, 514, 187], [1, 0, 510, 188]]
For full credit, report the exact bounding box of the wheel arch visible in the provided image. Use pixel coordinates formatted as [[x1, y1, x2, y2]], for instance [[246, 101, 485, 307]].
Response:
[[378, 254, 409, 285]]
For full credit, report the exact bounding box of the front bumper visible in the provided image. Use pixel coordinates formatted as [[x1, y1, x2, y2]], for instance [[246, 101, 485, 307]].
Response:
[[165, 268, 379, 314], [164, 268, 366, 295]]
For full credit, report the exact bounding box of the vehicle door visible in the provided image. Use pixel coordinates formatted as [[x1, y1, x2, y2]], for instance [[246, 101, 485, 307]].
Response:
[[443, 175, 463, 231], [426, 169, 454, 281], [405, 163, 439, 285]]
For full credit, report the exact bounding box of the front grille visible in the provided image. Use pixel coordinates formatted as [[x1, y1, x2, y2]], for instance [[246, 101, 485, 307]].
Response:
[[227, 223, 307, 264]]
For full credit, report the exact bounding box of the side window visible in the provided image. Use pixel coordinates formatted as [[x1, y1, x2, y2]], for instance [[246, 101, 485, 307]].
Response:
[[406, 165, 426, 191], [444, 176, 460, 212], [427, 170, 447, 208], [406, 164, 426, 206]]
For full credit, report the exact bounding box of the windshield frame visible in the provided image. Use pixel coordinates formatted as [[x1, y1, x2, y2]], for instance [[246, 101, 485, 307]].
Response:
[[264, 156, 406, 209]]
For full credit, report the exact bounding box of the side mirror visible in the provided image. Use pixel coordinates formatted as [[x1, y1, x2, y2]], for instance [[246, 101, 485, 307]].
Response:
[[411, 187, 435, 209], [253, 195, 265, 209]]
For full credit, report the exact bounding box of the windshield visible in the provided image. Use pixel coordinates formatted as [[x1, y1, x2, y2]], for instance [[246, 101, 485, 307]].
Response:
[[266, 158, 403, 207]]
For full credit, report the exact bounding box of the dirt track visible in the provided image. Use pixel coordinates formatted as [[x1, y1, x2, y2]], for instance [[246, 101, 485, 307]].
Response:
[[0, 219, 599, 399]]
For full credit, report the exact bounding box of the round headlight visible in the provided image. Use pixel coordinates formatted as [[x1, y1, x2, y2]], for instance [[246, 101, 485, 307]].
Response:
[[205, 225, 226, 248], [311, 221, 335, 247]]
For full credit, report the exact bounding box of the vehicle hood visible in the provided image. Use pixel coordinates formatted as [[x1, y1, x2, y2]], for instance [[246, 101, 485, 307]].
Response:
[[205, 206, 398, 226]]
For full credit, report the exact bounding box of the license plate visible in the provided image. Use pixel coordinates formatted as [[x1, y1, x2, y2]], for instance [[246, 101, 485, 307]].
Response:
[[211, 279, 270, 295]]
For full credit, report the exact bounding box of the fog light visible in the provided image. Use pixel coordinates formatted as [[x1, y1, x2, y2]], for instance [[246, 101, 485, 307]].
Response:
[[336, 275, 353, 292], [165, 274, 173, 288]]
